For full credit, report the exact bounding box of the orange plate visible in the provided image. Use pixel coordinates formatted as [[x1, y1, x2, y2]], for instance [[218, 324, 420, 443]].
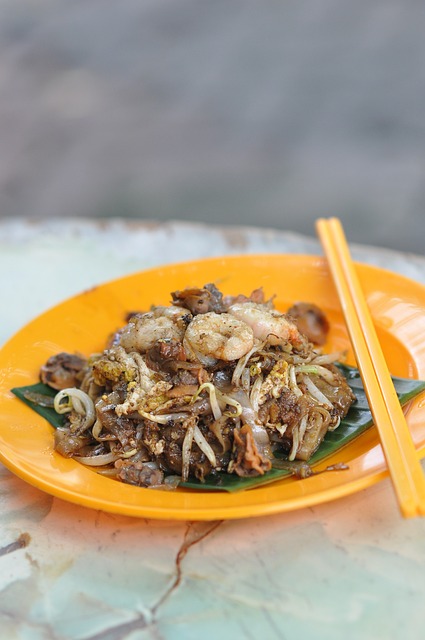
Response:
[[1, 254, 425, 520]]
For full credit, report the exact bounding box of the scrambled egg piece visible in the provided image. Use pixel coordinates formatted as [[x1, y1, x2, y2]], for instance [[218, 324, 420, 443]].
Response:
[[258, 359, 289, 405]]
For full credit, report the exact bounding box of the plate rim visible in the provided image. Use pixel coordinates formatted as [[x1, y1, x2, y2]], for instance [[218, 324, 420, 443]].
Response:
[[1, 253, 425, 520]]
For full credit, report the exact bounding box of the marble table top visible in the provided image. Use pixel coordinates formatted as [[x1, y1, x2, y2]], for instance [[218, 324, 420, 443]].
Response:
[[1, 218, 425, 640]]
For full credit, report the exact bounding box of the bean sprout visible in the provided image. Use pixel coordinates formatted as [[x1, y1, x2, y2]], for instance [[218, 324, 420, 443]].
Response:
[[54, 388, 96, 429], [138, 410, 190, 424], [249, 375, 263, 413], [303, 376, 333, 408], [232, 340, 266, 386], [298, 414, 309, 445], [191, 382, 222, 420], [328, 415, 341, 432], [74, 452, 118, 466], [311, 352, 345, 365], [194, 425, 217, 467], [288, 366, 303, 397], [181, 418, 196, 482], [289, 426, 299, 461]]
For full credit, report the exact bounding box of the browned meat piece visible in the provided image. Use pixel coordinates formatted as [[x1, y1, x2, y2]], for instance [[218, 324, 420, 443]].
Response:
[[223, 287, 267, 308], [40, 353, 87, 390], [166, 384, 199, 398], [54, 429, 92, 457], [124, 310, 145, 322], [258, 387, 310, 434], [96, 397, 138, 448], [145, 339, 187, 372], [170, 367, 199, 387], [160, 438, 186, 475], [295, 419, 330, 461], [171, 283, 225, 315], [115, 459, 164, 487], [231, 424, 272, 477], [164, 359, 211, 388], [286, 302, 330, 345], [311, 365, 356, 418]]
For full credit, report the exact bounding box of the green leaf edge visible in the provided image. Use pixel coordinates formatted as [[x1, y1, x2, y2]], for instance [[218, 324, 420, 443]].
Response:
[[11, 382, 64, 429], [11, 365, 425, 493]]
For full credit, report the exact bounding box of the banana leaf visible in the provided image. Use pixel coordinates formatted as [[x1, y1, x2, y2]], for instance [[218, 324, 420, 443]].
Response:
[[12, 382, 64, 429], [11, 365, 425, 492]]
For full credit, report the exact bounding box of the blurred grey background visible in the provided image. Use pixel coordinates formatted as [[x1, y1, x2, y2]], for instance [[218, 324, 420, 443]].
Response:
[[0, 0, 424, 254]]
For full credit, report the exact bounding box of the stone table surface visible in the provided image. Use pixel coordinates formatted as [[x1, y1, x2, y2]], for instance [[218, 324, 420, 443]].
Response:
[[1, 218, 425, 640]]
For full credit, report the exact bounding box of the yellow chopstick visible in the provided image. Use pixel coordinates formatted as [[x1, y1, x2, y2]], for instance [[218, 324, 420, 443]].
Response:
[[316, 217, 425, 518]]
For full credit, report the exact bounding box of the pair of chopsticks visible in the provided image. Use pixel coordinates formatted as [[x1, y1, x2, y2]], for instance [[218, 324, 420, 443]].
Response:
[[316, 217, 425, 518]]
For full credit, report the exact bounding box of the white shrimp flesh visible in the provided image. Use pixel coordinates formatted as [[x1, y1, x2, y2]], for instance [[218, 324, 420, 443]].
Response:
[[228, 302, 306, 349], [183, 312, 254, 365], [119, 306, 191, 353]]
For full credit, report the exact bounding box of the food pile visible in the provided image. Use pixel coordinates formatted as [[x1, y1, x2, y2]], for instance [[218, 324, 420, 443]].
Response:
[[40, 284, 355, 488]]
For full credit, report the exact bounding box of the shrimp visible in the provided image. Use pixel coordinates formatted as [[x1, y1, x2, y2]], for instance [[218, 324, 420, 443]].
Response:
[[183, 312, 254, 365], [119, 306, 191, 353], [228, 302, 306, 349]]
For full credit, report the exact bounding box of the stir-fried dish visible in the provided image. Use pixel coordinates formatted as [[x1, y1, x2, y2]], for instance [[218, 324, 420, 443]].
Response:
[[39, 284, 355, 488]]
